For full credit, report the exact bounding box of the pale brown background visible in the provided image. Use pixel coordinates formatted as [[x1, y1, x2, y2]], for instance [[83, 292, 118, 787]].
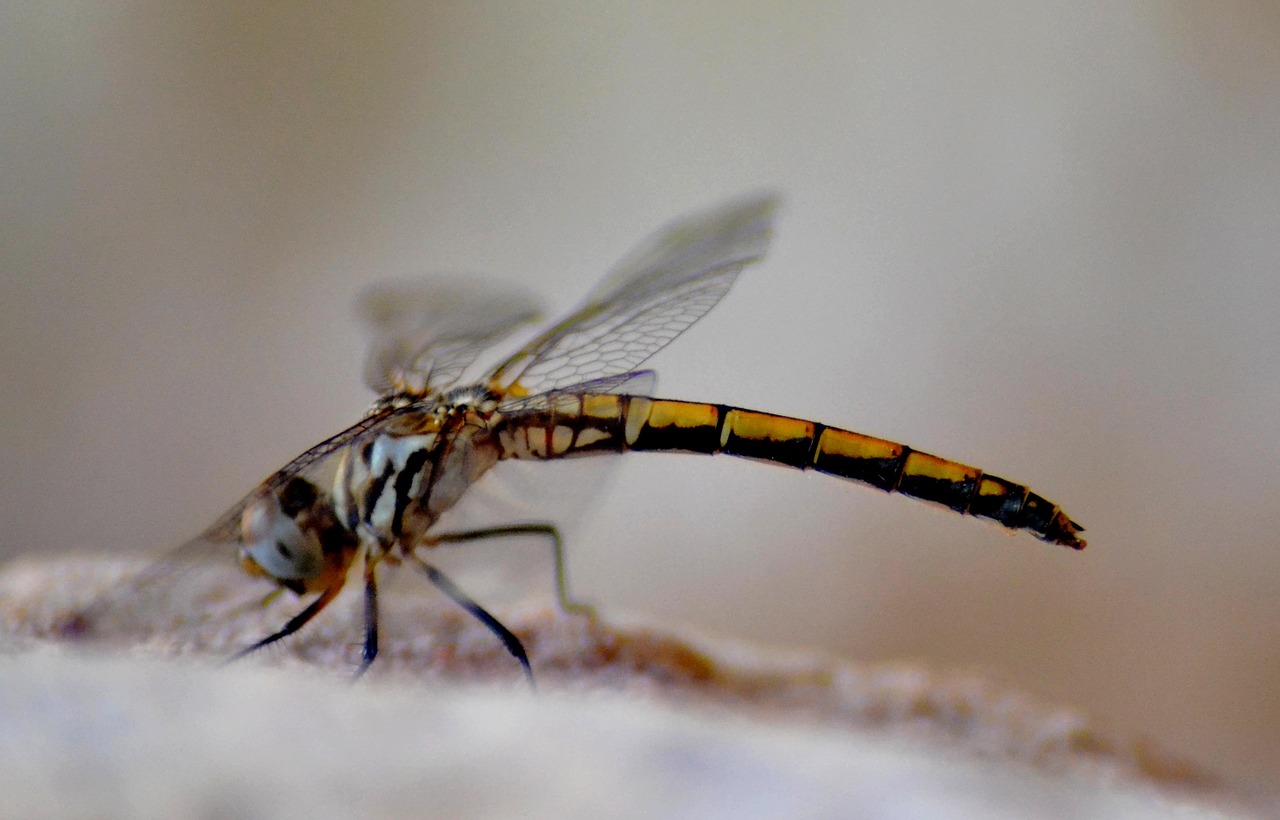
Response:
[[3, 2, 1278, 795]]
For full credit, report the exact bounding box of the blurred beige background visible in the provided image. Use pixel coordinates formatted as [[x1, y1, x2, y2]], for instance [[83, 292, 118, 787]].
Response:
[[3, 1, 1278, 795]]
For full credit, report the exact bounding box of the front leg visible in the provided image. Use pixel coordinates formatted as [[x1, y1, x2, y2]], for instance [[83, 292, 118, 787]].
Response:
[[225, 581, 345, 666], [354, 558, 380, 679]]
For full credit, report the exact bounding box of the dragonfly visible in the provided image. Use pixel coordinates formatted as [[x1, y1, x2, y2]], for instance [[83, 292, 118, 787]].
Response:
[[82, 193, 1084, 680]]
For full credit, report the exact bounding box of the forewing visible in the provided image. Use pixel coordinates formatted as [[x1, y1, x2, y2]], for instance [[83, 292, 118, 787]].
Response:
[[487, 193, 778, 395], [199, 406, 404, 541], [360, 279, 542, 396], [69, 408, 410, 646], [495, 369, 658, 415]]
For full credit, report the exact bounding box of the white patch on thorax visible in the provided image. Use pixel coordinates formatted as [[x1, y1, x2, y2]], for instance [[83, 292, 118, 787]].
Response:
[[361, 433, 436, 534]]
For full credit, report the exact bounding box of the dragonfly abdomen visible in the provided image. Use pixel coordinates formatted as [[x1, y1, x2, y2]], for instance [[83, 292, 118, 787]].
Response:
[[496, 394, 1085, 549]]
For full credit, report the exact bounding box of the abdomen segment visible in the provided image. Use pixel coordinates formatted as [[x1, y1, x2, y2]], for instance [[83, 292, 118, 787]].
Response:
[[495, 395, 1085, 549]]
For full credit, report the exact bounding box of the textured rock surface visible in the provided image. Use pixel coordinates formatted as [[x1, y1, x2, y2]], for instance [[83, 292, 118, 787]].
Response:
[[0, 557, 1261, 819]]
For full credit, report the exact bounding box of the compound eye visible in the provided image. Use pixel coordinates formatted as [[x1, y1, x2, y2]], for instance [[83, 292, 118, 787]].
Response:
[[239, 493, 324, 581]]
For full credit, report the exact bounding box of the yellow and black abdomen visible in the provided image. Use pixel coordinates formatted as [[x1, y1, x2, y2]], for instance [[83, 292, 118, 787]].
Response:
[[495, 394, 1085, 549]]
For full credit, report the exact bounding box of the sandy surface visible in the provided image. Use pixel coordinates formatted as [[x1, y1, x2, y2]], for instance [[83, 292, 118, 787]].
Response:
[[0, 556, 1262, 819]]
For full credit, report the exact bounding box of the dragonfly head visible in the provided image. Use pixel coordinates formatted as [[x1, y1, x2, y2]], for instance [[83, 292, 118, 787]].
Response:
[[238, 477, 355, 594]]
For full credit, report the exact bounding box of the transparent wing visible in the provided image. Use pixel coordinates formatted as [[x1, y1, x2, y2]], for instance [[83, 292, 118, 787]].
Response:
[[359, 279, 543, 396], [198, 406, 406, 542], [67, 405, 422, 647], [487, 193, 779, 396], [495, 369, 658, 415]]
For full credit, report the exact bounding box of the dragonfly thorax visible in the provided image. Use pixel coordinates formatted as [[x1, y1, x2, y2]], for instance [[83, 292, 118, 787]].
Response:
[[365, 392, 421, 416], [438, 384, 502, 413], [332, 404, 503, 553]]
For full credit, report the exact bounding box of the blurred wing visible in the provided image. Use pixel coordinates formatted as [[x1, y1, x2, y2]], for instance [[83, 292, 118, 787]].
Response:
[[359, 279, 543, 396], [486, 193, 779, 396], [198, 406, 405, 542], [495, 369, 658, 415], [70, 405, 416, 645]]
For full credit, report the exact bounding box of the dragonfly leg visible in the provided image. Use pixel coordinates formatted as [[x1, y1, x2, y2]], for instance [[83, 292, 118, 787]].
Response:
[[426, 523, 595, 617], [224, 581, 344, 666], [409, 553, 534, 687], [354, 559, 379, 680]]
